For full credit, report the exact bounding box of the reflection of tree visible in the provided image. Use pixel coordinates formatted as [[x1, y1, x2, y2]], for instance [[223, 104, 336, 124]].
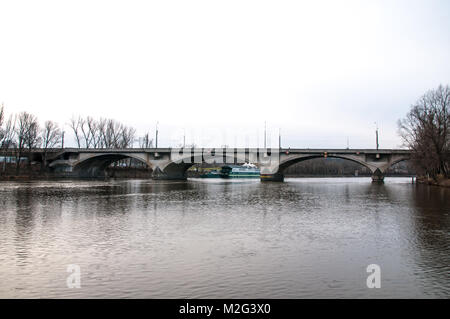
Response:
[[412, 186, 450, 248], [363, 182, 391, 200], [409, 185, 450, 296], [14, 187, 37, 265]]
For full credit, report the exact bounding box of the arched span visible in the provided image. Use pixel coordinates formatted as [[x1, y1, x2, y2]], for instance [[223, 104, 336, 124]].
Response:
[[73, 153, 151, 177], [388, 156, 411, 168], [278, 154, 373, 174], [159, 154, 247, 180]]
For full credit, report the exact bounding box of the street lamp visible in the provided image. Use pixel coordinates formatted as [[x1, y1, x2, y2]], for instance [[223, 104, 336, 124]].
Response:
[[155, 121, 159, 148], [375, 122, 379, 150]]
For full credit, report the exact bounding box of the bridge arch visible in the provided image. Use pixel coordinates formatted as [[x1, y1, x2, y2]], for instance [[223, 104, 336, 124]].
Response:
[[278, 154, 374, 174], [388, 156, 411, 168], [156, 152, 248, 180], [73, 153, 151, 178], [384, 155, 414, 176]]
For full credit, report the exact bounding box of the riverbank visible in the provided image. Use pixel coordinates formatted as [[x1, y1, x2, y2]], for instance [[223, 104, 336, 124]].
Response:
[[417, 176, 450, 188], [0, 165, 153, 181]]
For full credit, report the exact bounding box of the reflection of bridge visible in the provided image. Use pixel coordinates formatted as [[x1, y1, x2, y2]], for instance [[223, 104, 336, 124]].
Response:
[[39, 148, 411, 182]]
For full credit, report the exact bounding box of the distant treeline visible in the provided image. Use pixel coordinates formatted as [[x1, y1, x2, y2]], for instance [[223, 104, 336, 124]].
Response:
[[0, 106, 154, 175]]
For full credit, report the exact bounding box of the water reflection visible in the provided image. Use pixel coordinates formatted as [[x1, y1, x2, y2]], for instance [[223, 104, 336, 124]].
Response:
[[409, 185, 450, 297], [14, 187, 36, 267], [0, 178, 448, 298]]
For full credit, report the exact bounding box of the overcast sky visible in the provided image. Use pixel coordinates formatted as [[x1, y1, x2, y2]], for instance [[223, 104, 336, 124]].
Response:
[[0, 0, 449, 148]]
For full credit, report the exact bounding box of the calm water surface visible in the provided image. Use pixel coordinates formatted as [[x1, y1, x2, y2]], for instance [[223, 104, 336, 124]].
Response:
[[0, 177, 449, 298]]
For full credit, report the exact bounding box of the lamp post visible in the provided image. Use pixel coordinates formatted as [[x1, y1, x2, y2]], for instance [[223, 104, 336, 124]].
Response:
[[279, 128, 281, 149], [375, 122, 379, 150], [264, 121, 267, 149], [155, 121, 159, 149], [60, 122, 65, 149]]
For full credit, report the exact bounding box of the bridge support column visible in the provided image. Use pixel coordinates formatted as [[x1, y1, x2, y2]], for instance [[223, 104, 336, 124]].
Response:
[[260, 172, 284, 182], [152, 167, 187, 181], [79, 167, 107, 178], [371, 169, 385, 183]]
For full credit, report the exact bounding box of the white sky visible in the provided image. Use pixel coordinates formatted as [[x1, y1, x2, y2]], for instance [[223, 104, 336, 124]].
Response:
[[0, 0, 449, 148]]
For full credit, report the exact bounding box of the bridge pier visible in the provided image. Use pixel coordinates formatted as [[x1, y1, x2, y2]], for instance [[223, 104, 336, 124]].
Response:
[[151, 167, 188, 181], [371, 169, 385, 183], [260, 172, 284, 182], [76, 165, 108, 178]]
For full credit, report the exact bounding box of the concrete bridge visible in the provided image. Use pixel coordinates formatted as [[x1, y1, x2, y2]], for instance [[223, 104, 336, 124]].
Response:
[[41, 147, 411, 182]]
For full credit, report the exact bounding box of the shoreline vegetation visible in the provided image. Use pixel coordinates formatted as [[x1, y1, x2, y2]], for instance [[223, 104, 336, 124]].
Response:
[[0, 164, 153, 181], [417, 176, 450, 188], [397, 85, 449, 187]]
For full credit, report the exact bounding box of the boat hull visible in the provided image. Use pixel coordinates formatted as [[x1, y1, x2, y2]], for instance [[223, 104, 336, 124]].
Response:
[[221, 173, 260, 178]]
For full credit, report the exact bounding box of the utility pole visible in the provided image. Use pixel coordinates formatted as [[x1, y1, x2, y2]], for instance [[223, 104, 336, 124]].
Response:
[[155, 121, 159, 148], [375, 122, 379, 150], [264, 121, 267, 149], [279, 128, 281, 149], [183, 128, 186, 148], [61, 131, 65, 149]]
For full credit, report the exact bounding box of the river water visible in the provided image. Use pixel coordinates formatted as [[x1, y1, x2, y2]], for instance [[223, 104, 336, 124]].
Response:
[[0, 177, 449, 298]]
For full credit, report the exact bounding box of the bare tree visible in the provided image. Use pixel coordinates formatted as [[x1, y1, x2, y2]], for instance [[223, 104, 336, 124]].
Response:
[[139, 132, 154, 148], [0, 104, 5, 148], [15, 112, 40, 174], [69, 115, 83, 148], [101, 119, 122, 148], [0, 103, 4, 135], [41, 121, 61, 169], [1, 116, 16, 173], [0, 105, 17, 173], [79, 116, 96, 148], [15, 113, 27, 174], [119, 126, 136, 167], [2, 115, 16, 147], [96, 118, 107, 148], [398, 84, 450, 179], [69, 115, 140, 149], [119, 126, 136, 148], [86, 116, 99, 148], [24, 119, 41, 169]]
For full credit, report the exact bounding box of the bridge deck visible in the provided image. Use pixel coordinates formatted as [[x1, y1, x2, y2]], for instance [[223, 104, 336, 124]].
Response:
[[5, 148, 411, 155]]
